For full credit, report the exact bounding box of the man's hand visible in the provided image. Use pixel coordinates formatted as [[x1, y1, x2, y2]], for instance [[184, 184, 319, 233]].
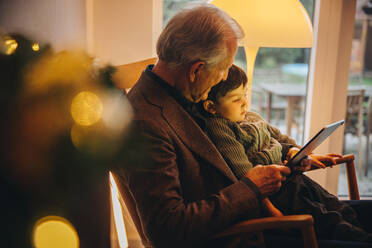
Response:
[[244, 165, 291, 197]]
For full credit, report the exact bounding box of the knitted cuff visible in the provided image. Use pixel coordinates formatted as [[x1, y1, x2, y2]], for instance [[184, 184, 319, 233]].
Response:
[[281, 143, 294, 162]]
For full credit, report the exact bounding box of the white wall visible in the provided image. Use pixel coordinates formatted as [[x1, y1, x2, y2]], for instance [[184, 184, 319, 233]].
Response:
[[86, 0, 162, 65], [305, 0, 356, 195], [0, 0, 86, 50], [0, 0, 162, 66]]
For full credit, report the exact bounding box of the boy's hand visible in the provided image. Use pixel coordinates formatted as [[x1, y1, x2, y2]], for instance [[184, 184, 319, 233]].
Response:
[[286, 147, 300, 161], [288, 153, 342, 172]]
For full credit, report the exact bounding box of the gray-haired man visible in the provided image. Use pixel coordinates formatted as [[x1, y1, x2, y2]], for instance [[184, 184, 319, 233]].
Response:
[[119, 4, 291, 247]]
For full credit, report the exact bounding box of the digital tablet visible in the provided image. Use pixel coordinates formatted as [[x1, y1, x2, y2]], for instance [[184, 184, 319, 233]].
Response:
[[286, 120, 345, 168]]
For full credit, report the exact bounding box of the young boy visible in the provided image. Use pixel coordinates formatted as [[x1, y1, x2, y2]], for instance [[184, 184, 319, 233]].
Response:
[[200, 64, 372, 243]]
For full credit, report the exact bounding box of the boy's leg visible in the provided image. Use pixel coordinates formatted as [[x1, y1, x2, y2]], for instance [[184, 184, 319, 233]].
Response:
[[269, 173, 371, 242]]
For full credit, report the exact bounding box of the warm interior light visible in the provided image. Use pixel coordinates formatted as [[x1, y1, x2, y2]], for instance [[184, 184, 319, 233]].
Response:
[[33, 216, 79, 248], [71, 91, 103, 126], [109, 172, 129, 248], [4, 38, 18, 55], [211, 0, 313, 48], [211, 0, 313, 109], [32, 42, 40, 51]]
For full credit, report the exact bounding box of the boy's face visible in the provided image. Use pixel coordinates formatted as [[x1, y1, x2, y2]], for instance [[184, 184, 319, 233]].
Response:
[[215, 84, 247, 122]]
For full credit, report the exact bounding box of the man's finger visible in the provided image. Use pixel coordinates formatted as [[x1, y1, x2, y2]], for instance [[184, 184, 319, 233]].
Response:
[[275, 165, 291, 175]]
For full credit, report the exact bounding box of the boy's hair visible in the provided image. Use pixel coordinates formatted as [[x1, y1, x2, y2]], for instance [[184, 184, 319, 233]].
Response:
[[207, 64, 247, 103]]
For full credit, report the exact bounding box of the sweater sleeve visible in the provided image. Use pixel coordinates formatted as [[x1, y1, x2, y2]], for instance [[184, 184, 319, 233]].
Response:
[[244, 111, 300, 161], [206, 117, 254, 179]]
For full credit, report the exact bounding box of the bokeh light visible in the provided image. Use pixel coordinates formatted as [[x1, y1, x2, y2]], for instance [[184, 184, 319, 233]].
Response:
[[32, 42, 40, 51], [71, 91, 103, 126], [70, 124, 102, 153], [101, 89, 132, 133], [33, 216, 79, 248], [4, 38, 18, 55]]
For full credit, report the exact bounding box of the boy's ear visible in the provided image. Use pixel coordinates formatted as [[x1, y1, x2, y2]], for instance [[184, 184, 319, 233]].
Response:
[[203, 100, 217, 114], [189, 61, 205, 83]]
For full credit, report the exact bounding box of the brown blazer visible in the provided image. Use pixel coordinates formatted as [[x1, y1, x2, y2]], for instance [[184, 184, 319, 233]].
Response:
[[118, 70, 262, 248]]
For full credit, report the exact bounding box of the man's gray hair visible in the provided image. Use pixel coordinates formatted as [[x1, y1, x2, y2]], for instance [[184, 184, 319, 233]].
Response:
[[156, 4, 244, 69]]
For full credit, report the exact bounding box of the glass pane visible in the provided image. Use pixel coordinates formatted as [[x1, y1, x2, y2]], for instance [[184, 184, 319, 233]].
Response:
[[338, 0, 372, 198], [246, 0, 314, 145], [163, 0, 314, 146], [163, 0, 209, 26]]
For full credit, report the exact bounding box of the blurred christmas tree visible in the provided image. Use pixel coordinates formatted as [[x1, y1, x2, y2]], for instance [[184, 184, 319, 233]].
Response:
[[0, 33, 133, 248]]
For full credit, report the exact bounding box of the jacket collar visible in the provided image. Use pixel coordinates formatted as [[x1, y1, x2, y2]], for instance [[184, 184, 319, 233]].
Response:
[[139, 72, 237, 182]]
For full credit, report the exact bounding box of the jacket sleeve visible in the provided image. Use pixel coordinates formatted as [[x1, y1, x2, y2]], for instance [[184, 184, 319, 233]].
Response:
[[121, 120, 261, 248]]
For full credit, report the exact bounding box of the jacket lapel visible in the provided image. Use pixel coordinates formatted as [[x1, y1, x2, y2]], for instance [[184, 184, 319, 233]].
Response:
[[140, 74, 237, 182]]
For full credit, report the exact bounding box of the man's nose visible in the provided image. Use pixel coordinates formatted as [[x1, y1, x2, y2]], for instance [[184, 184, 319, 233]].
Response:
[[242, 97, 247, 107]]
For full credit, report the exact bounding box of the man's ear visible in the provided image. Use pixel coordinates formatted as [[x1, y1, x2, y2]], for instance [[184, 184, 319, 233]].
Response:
[[189, 61, 205, 83], [203, 100, 217, 114]]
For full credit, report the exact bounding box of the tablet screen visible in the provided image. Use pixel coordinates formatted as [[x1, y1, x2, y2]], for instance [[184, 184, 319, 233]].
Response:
[[286, 120, 344, 168]]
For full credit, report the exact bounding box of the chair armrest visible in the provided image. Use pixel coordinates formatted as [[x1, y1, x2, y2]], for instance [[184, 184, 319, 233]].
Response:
[[212, 215, 314, 238], [212, 215, 318, 248], [308, 154, 359, 200]]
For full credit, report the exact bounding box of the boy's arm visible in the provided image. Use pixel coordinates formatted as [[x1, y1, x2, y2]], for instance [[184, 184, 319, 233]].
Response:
[[206, 118, 254, 179], [243, 111, 300, 161]]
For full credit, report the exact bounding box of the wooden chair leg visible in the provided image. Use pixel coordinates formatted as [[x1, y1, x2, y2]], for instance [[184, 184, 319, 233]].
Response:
[[302, 224, 318, 248], [333, 154, 360, 200], [345, 157, 360, 200]]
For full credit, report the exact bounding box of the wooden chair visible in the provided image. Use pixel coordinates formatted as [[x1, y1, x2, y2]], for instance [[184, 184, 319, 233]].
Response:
[[112, 58, 364, 248], [212, 154, 359, 248], [111, 154, 360, 248], [365, 96, 372, 176]]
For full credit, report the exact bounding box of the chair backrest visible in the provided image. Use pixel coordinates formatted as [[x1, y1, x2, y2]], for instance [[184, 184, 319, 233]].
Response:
[[344, 88, 365, 135], [111, 58, 158, 247], [113, 172, 152, 247], [114, 57, 157, 90], [346, 89, 365, 115]]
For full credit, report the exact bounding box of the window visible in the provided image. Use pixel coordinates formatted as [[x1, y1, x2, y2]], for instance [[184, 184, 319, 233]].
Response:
[[339, 0, 372, 198]]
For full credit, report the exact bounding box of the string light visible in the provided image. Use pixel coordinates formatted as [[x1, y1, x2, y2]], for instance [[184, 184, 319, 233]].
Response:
[[32, 42, 40, 51], [71, 91, 103, 126], [33, 216, 79, 248], [4, 38, 18, 55]]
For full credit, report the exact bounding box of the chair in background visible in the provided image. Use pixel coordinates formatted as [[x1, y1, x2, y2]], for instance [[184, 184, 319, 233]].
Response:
[[365, 96, 372, 176], [344, 88, 365, 177]]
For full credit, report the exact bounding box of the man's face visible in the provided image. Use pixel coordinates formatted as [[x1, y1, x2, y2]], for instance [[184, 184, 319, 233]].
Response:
[[190, 40, 237, 102], [215, 84, 247, 122]]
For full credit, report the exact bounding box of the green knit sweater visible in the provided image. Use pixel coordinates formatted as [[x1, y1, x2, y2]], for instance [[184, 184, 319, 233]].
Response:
[[205, 111, 299, 179]]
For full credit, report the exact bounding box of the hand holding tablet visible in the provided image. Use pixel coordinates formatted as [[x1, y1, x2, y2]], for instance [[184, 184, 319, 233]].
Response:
[[285, 120, 345, 170]]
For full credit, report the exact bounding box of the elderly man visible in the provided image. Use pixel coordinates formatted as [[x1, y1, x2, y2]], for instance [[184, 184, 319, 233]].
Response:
[[119, 4, 291, 248]]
